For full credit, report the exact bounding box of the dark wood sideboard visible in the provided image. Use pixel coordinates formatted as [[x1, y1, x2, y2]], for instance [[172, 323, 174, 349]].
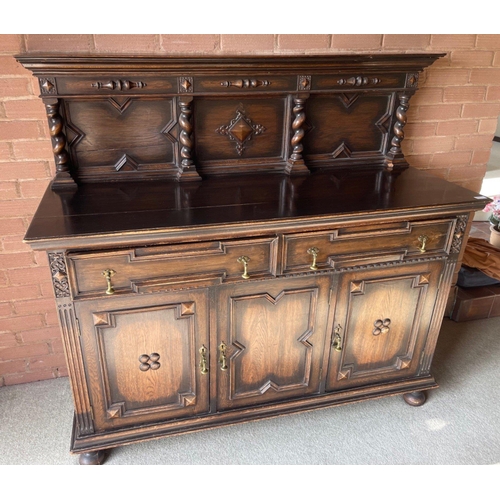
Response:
[[17, 54, 488, 465]]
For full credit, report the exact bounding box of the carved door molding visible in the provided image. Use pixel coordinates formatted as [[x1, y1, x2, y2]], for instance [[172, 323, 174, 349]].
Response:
[[215, 275, 332, 410], [76, 289, 210, 431], [326, 260, 444, 391]]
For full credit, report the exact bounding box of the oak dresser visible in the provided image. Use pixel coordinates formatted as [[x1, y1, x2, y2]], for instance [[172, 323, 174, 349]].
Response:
[[17, 53, 488, 464]]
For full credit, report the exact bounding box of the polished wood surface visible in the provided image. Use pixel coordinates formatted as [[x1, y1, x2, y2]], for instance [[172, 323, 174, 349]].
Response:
[[216, 275, 331, 410], [17, 54, 488, 464], [17, 53, 445, 186], [25, 167, 484, 248], [76, 289, 210, 431]]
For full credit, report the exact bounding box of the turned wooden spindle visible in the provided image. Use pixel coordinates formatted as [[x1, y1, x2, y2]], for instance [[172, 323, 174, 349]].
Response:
[[44, 98, 76, 189], [286, 95, 310, 176], [386, 93, 410, 164], [177, 96, 201, 182]]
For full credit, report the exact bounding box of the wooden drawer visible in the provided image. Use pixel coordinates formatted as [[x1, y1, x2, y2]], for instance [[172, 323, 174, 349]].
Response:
[[282, 219, 454, 274], [67, 237, 278, 298]]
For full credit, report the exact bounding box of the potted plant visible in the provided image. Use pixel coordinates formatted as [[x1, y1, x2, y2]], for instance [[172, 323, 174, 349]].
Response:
[[483, 195, 500, 247]]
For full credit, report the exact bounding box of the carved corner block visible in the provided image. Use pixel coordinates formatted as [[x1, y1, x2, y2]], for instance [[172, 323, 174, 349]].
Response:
[[49, 251, 70, 298]]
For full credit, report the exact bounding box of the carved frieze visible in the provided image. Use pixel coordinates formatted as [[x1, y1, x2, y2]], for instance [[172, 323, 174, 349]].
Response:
[[49, 251, 70, 298], [337, 76, 381, 86], [91, 80, 147, 91], [220, 79, 270, 88]]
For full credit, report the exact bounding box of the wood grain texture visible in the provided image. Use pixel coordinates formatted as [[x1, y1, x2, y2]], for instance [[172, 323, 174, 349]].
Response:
[[17, 54, 490, 463], [216, 275, 331, 410], [75, 289, 209, 431]]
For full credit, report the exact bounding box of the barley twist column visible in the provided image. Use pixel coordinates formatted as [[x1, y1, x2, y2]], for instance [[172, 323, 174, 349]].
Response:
[[44, 98, 77, 189], [286, 94, 310, 176], [177, 96, 201, 181]]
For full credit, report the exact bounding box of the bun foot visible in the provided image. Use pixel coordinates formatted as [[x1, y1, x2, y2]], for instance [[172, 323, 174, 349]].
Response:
[[403, 391, 426, 407], [79, 450, 107, 465]]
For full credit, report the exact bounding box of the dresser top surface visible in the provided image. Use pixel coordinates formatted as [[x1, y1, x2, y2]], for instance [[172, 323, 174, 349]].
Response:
[[25, 167, 487, 249]]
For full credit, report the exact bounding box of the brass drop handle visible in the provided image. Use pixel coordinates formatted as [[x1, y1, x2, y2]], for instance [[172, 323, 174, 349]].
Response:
[[237, 256, 250, 279], [332, 324, 342, 352], [199, 345, 208, 374], [307, 247, 319, 270], [219, 341, 228, 371], [418, 235, 428, 253], [102, 269, 116, 295]]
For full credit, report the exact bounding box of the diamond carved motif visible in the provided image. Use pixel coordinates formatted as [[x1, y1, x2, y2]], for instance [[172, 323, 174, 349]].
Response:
[[332, 142, 353, 159], [114, 154, 139, 171], [216, 109, 266, 156], [40, 77, 56, 94]]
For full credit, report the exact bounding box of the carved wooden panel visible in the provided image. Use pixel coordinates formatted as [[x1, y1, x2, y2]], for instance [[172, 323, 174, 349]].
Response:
[[216, 275, 331, 410], [75, 289, 209, 431], [326, 261, 444, 391], [303, 94, 392, 168], [194, 97, 288, 175], [63, 98, 179, 181]]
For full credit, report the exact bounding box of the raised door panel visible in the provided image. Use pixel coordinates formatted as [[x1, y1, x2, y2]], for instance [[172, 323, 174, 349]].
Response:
[[326, 261, 444, 391], [216, 276, 331, 410], [303, 93, 392, 168], [64, 97, 179, 181], [76, 289, 209, 431]]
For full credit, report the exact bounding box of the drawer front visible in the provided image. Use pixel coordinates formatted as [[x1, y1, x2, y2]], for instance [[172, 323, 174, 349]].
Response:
[[67, 237, 278, 298], [282, 219, 454, 274]]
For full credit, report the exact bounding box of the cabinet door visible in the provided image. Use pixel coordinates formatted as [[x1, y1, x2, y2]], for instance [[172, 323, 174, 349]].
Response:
[[326, 261, 444, 391], [76, 289, 210, 432], [215, 275, 331, 410]]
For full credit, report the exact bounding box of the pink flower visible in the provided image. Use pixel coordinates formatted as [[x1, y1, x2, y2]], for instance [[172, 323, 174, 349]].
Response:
[[483, 195, 500, 216]]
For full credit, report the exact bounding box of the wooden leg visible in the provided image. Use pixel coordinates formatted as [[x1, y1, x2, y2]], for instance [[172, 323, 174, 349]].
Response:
[[403, 391, 426, 407], [79, 450, 107, 465]]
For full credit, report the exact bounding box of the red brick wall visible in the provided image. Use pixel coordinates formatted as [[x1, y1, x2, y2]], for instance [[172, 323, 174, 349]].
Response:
[[1, 34, 499, 386]]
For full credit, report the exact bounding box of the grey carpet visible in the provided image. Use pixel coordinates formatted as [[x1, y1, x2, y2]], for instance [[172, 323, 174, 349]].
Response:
[[1, 317, 499, 465]]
